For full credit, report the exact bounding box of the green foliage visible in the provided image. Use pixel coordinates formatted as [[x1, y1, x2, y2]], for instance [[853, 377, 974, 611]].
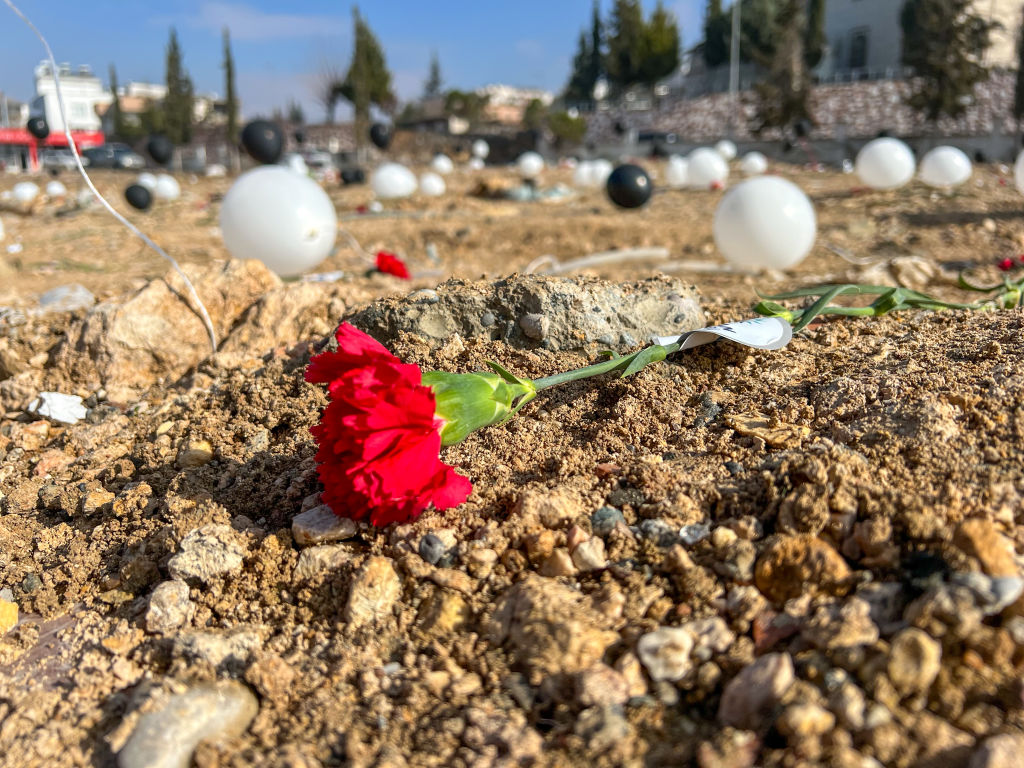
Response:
[[804, 0, 825, 69], [522, 98, 546, 130], [748, 0, 811, 131], [107, 64, 125, 140], [547, 110, 587, 145], [703, 0, 730, 68], [900, 0, 996, 122], [605, 0, 647, 89], [222, 28, 238, 144], [424, 52, 443, 99], [588, 1, 604, 93], [287, 100, 305, 124], [640, 2, 680, 84], [443, 90, 489, 126], [163, 28, 194, 145], [565, 31, 594, 103], [339, 7, 394, 142]]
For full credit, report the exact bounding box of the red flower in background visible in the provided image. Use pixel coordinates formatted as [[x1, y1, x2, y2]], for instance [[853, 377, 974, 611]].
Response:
[[375, 250, 411, 280], [305, 324, 471, 526], [999, 257, 1015, 272]]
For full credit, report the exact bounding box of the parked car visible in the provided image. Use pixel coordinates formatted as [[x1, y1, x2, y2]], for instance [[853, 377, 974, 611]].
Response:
[[81, 143, 145, 169], [40, 148, 79, 171]]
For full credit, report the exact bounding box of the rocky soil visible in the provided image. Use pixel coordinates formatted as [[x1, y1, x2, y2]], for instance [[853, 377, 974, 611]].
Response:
[[1, 165, 1024, 767]]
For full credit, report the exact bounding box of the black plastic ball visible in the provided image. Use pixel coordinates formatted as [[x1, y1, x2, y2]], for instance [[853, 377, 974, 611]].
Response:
[[241, 119, 284, 164], [876, 129, 892, 139], [613, 120, 626, 136], [27, 116, 49, 140], [605, 164, 652, 209], [369, 123, 393, 150], [782, 139, 795, 153], [146, 134, 173, 165], [973, 149, 987, 164], [794, 119, 812, 138], [125, 184, 152, 211], [341, 167, 366, 185], [294, 130, 305, 145]]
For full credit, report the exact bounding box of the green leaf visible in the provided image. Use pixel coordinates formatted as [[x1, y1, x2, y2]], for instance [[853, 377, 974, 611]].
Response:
[[620, 345, 668, 378], [485, 360, 525, 386]]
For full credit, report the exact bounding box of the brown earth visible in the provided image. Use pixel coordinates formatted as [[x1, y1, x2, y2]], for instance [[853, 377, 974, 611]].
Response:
[[1, 163, 1023, 768]]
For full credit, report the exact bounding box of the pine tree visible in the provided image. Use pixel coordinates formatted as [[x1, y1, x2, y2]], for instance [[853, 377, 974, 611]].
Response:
[[587, 0, 604, 91], [740, 0, 781, 64], [640, 1, 680, 84], [424, 52, 442, 99], [564, 31, 593, 103], [703, 0, 730, 68], [339, 7, 394, 145], [107, 64, 123, 139], [287, 101, 305, 124], [164, 28, 194, 144], [605, 0, 646, 90], [804, 0, 826, 69], [222, 28, 238, 144], [1015, 10, 1024, 123], [901, 0, 996, 122], [751, 0, 811, 130]]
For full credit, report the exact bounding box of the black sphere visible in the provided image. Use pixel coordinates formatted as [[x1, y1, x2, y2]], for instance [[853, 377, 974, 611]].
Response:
[[369, 122, 393, 150], [782, 139, 795, 153], [876, 129, 892, 139], [794, 119, 812, 138], [606, 164, 652, 209], [27, 116, 49, 140], [294, 129, 305, 145], [341, 167, 366, 185], [241, 120, 284, 164], [146, 134, 173, 165], [974, 149, 987, 164], [125, 184, 152, 211], [613, 120, 626, 136]]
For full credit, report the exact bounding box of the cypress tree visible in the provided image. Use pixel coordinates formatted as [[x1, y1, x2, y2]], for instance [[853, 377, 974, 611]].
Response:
[[108, 64, 123, 139], [703, 0, 730, 68], [164, 28, 194, 144], [339, 7, 394, 146], [1015, 10, 1024, 123], [424, 52, 442, 99], [587, 0, 604, 91], [222, 28, 238, 144], [640, 1, 680, 85], [804, 0, 826, 69], [565, 31, 593, 103], [751, 0, 811, 130], [605, 0, 646, 90]]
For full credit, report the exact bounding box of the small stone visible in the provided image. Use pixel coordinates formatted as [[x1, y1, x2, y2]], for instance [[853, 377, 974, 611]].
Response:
[[663, 544, 696, 572], [145, 580, 195, 634], [829, 681, 868, 731], [244, 654, 295, 700], [591, 506, 625, 537], [970, 733, 1024, 768], [777, 702, 835, 739], [887, 627, 941, 697], [954, 519, 1019, 577], [639, 518, 677, 546], [173, 628, 261, 669], [572, 538, 607, 572], [116, 681, 258, 768], [291, 505, 358, 546], [419, 533, 446, 565], [516, 487, 583, 528], [81, 487, 115, 515], [168, 525, 246, 584], [680, 522, 711, 545], [688, 617, 735, 661], [711, 526, 738, 548], [566, 524, 590, 551], [294, 544, 350, 580], [176, 439, 214, 468], [417, 589, 469, 635], [801, 598, 879, 650], [577, 664, 630, 707], [345, 556, 401, 629], [0, 598, 18, 634], [615, 652, 648, 697], [539, 548, 577, 577], [575, 705, 631, 755], [519, 313, 550, 340], [755, 535, 852, 603], [636, 627, 695, 682], [718, 653, 794, 729]]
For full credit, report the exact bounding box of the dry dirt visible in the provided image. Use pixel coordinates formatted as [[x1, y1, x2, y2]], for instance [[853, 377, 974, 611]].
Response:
[[1, 163, 1024, 768]]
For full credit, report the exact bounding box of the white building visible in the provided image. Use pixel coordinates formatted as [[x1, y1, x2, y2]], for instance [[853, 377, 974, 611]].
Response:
[[0, 93, 29, 128], [118, 81, 167, 101], [31, 61, 111, 132]]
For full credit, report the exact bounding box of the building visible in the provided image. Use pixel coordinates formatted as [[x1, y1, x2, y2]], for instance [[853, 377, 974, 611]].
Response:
[[31, 61, 111, 132], [476, 84, 553, 125], [0, 93, 29, 128]]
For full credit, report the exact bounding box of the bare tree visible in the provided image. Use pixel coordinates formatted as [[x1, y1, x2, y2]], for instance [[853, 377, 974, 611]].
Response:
[[314, 61, 345, 124]]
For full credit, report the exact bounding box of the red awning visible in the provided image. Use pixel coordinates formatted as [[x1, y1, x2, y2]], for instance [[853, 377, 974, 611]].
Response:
[[0, 128, 105, 147]]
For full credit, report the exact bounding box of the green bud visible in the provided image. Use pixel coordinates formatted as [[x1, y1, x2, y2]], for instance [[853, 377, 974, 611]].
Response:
[[422, 371, 535, 446]]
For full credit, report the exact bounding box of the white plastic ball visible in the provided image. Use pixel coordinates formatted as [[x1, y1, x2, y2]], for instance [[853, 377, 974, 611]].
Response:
[[12, 182, 39, 204], [45, 181, 67, 198], [136, 172, 157, 190], [419, 172, 446, 196], [687, 148, 729, 189], [472, 140, 490, 159], [517, 152, 544, 179], [205, 164, 227, 177], [371, 162, 418, 199], [468, 157, 485, 171], [284, 153, 308, 176], [219, 166, 337, 277], [153, 174, 181, 201], [842, 159, 854, 174], [855, 138, 915, 190], [918, 146, 972, 189], [739, 152, 768, 176], [665, 156, 689, 188], [572, 161, 594, 188], [1014, 150, 1024, 195], [590, 159, 613, 188], [431, 154, 454, 175], [712, 176, 817, 271], [715, 140, 737, 161]]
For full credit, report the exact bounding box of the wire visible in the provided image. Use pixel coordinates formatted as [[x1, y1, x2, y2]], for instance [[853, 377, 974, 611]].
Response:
[[4, 0, 218, 353]]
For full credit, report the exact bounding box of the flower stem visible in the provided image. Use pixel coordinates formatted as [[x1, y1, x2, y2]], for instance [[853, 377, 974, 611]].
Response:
[[533, 341, 682, 391]]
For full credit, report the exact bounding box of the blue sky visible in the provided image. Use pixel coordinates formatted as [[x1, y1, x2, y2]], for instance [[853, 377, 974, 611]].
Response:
[[1, 1, 705, 120]]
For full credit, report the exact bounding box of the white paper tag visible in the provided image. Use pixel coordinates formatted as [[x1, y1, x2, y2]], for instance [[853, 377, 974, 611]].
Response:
[[653, 316, 792, 351]]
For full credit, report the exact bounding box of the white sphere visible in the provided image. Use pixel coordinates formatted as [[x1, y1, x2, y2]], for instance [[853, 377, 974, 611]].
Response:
[[45, 181, 67, 198], [713, 176, 817, 271], [153, 174, 180, 201], [205, 164, 227, 177], [371, 162, 418, 199], [918, 146, 972, 189], [13, 182, 39, 204], [468, 157, 485, 171], [739, 152, 768, 176], [220, 166, 337, 277], [855, 138, 915, 190], [137, 172, 158, 190], [842, 159, 854, 174], [284, 153, 308, 176], [665, 156, 689, 188], [715, 140, 737, 161], [1014, 150, 1024, 195], [687, 148, 729, 189], [419, 172, 446, 196], [573, 161, 594, 188], [472, 140, 490, 159], [590, 158, 613, 188], [431, 154, 454, 175], [0, 217, 4, 242], [517, 151, 544, 179]]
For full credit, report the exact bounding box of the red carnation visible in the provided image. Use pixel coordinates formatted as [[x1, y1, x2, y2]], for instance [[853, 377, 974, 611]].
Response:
[[305, 324, 471, 526], [998, 257, 1014, 272], [375, 250, 411, 280]]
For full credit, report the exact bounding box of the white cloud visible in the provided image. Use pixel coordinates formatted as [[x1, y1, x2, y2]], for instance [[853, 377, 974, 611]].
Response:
[[191, 2, 347, 40]]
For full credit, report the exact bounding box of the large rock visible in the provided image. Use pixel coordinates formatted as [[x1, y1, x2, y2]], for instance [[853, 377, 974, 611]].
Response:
[[346, 274, 704, 352], [53, 259, 280, 401]]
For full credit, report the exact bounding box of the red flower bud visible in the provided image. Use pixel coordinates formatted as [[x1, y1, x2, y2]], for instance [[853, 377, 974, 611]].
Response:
[[375, 250, 411, 279], [998, 257, 1014, 272]]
